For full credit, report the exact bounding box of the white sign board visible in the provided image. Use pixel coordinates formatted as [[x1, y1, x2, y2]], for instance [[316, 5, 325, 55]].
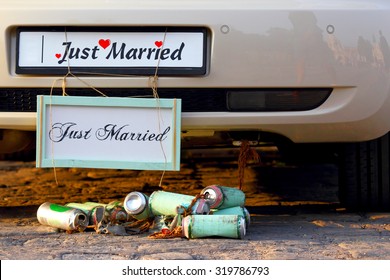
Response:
[[36, 96, 181, 171]]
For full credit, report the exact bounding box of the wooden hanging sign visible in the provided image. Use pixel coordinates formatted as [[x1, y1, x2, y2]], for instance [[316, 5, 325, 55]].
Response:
[[36, 95, 181, 171]]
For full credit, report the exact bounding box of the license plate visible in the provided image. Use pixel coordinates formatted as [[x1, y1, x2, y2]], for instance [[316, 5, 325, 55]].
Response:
[[16, 27, 207, 75]]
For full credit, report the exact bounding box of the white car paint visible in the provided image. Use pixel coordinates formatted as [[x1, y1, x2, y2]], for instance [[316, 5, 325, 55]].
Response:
[[1, 0, 390, 145]]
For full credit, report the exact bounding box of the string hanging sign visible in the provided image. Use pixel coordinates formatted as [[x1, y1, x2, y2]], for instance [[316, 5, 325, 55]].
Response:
[[34, 27, 183, 173], [36, 95, 182, 171]]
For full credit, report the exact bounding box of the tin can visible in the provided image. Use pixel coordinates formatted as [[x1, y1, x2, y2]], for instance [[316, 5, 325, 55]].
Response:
[[37, 202, 88, 232], [201, 185, 246, 209], [65, 202, 105, 226], [123, 191, 153, 220], [181, 215, 246, 239], [192, 198, 210, 215], [83, 201, 128, 223], [211, 206, 251, 228], [149, 191, 210, 217], [84, 201, 122, 210]]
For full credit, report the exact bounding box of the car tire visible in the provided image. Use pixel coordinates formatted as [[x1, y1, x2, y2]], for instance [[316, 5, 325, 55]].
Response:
[[339, 133, 390, 211]]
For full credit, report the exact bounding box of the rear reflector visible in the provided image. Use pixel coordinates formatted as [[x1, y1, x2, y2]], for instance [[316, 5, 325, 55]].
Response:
[[226, 88, 332, 112]]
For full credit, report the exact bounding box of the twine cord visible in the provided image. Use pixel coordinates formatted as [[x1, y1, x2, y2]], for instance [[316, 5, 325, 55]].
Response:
[[150, 28, 169, 188], [49, 79, 61, 186], [47, 27, 169, 187]]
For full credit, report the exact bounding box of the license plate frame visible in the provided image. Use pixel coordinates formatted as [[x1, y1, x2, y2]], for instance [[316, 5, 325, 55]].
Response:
[[16, 27, 207, 76]]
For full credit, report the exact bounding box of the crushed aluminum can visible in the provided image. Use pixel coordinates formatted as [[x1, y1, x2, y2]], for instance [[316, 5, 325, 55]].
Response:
[[108, 206, 129, 223], [192, 198, 210, 215], [37, 202, 89, 232], [176, 198, 210, 215], [123, 191, 154, 220], [65, 203, 105, 226], [83, 201, 128, 223], [181, 215, 246, 239], [201, 185, 246, 209], [149, 190, 210, 217], [149, 216, 169, 233], [211, 206, 251, 228], [169, 214, 182, 231]]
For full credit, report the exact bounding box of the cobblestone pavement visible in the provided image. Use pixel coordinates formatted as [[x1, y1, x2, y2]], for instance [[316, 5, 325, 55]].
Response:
[[1, 152, 390, 260]]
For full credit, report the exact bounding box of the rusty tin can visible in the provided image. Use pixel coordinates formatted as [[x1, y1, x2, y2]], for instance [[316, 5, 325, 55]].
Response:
[[65, 202, 105, 226], [211, 206, 251, 228], [149, 190, 210, 217], [182, 215, 246, 239], [201, 185, 246, 209], [37, 202, 88, 232], [123, 191, 153, 220]]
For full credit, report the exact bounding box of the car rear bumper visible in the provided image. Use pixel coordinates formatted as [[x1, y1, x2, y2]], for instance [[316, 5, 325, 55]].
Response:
[[1, 1, 390, 143]]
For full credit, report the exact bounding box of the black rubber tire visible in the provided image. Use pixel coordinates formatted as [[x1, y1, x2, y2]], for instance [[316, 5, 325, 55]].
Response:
[[339, 133, 390, 211]]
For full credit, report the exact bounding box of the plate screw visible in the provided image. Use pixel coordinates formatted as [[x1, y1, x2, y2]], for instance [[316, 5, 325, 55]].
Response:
[[327, 25, 335, 34], [220, 25, 230, 34]]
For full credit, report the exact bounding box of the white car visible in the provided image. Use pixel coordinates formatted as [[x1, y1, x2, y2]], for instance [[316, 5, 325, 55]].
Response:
[[1, 0, 390, 210]]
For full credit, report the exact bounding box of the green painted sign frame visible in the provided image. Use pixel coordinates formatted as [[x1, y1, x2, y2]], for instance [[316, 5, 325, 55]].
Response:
[[36, 95, 181, 171]]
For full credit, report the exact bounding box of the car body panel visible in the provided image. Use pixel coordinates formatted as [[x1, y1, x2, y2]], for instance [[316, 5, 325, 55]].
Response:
[[1, 0, 390, 143]]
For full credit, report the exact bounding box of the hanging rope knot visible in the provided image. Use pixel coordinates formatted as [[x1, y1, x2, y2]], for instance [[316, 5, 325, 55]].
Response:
[[149, 75, 160, 98]]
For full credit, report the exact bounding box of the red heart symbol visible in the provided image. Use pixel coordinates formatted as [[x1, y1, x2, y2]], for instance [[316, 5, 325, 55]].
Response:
[[55, 53, 61, 59], [99, 39, 111, 49], [155, 41, 163, 48]]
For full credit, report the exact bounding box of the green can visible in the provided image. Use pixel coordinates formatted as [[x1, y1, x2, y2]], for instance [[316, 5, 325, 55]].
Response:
[[65, 202, 105, 225], [149, 191, 210, 217], [84, 201, 122, 210], [37, 202, 88, 232], [83, 201, 128, 222], [182, 215, 246, 239], [201, 185, 246, 209], [211, 206, 250, 228], [123, 191, 153, 220]]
